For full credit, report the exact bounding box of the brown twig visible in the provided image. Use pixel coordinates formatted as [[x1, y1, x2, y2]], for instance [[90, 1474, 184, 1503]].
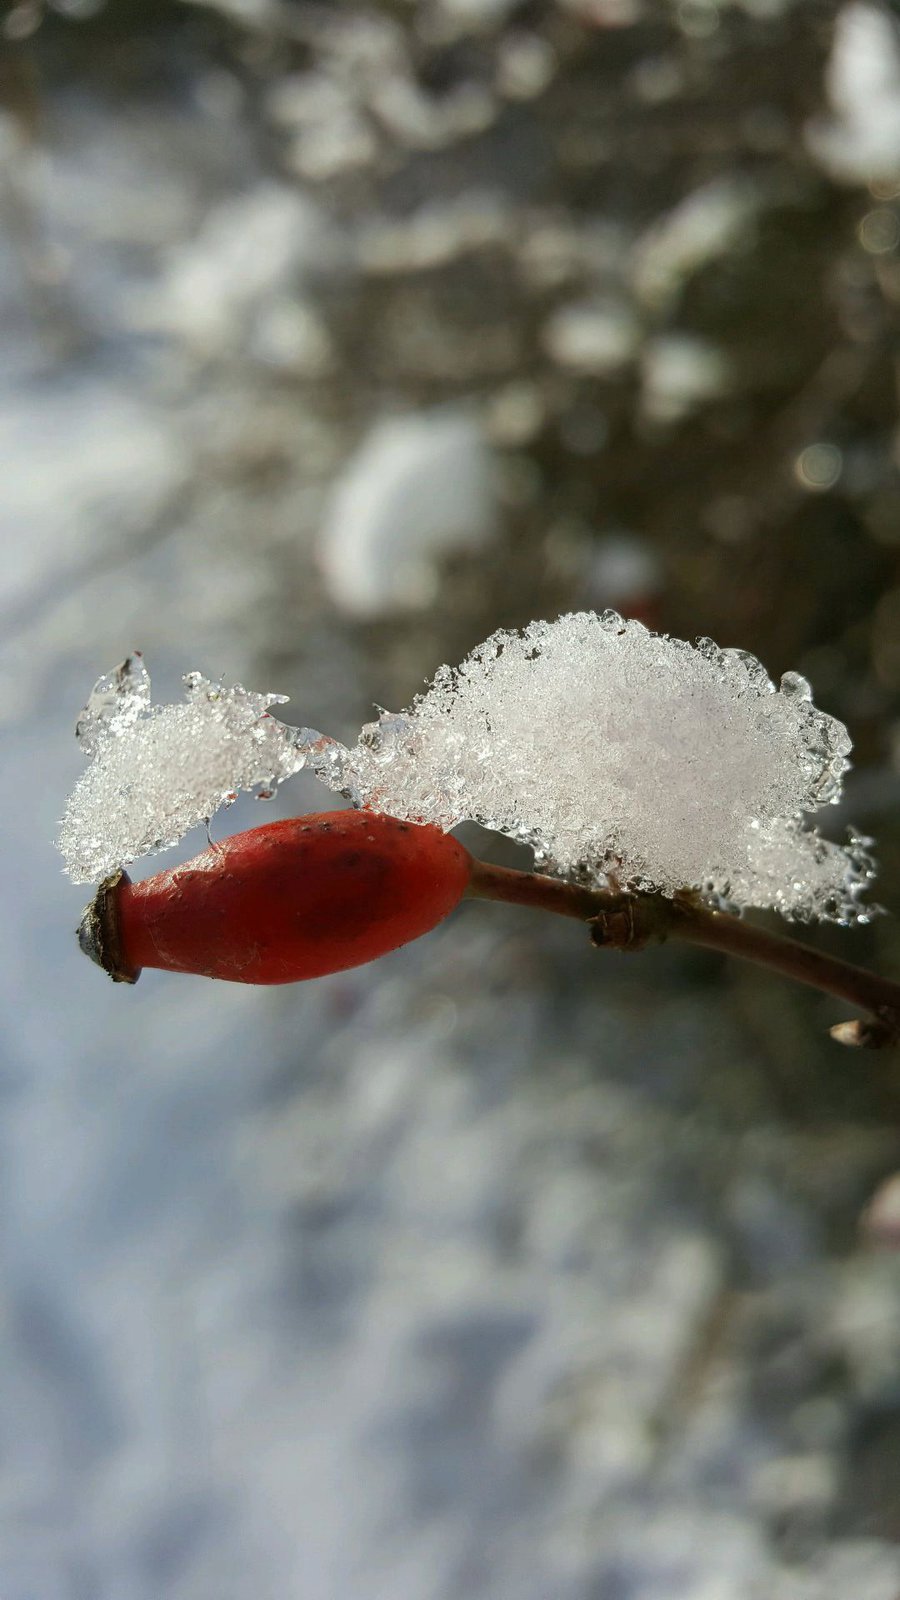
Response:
[[466, 859, 900, 1049]]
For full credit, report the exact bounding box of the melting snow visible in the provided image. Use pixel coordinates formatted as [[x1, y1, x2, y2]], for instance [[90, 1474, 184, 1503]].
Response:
[[59, 657, 323, 883], [59, 615, 876, 922]]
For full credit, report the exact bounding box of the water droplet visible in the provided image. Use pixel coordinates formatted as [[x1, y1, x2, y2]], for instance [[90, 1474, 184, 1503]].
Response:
[[598, 608, 625, 631], [779, 671, 813, 702]]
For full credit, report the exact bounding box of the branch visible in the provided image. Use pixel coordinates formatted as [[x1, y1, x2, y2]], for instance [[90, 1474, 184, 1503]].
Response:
[[466, 860, 900, 1049]]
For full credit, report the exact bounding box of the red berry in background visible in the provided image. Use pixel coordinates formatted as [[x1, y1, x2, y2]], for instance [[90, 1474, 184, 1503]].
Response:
[[78, 811, 473, 985]]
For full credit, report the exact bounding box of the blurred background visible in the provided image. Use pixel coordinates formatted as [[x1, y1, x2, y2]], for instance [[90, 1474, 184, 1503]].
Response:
[[5, 0, 900, 1594]]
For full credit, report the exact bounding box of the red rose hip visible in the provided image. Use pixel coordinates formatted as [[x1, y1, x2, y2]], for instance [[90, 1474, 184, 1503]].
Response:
[[78, 811, 473, 984]]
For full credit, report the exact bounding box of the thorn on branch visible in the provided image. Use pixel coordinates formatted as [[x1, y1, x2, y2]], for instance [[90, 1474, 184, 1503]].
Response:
[[588, 892, 673, 952]]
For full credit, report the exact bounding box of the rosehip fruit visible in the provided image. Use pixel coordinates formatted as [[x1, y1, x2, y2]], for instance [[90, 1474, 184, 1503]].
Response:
[[77, 811, 472, 985]]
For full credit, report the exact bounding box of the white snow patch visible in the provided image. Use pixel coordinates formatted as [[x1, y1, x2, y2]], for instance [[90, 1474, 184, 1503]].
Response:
[[317, 409, 497, 617], [633, 178, 763, 312], [129, 185, 346, 356], [808, 3, 900, 183], [0, 381, 186, 613], [641, 335, 730, 423], [542, 300, 641, 376]]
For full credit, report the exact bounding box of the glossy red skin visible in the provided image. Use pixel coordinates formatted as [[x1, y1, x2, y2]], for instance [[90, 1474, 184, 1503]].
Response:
[[116, 812, 472, 984]]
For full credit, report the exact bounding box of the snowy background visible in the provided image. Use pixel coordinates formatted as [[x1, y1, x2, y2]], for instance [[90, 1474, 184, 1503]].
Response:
[[4, 0, 900, 1595]]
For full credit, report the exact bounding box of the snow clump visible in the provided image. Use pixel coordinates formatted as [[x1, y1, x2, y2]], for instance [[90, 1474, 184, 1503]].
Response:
[[59, 614, 875, 923], [339, 613, 872, 923], [59, 657, 313, 884]]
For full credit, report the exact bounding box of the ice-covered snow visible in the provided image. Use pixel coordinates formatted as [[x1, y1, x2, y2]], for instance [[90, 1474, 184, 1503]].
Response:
[[59, 657, 316, 883], [335, 613, 873, 923], [59, 614, 876, 922]]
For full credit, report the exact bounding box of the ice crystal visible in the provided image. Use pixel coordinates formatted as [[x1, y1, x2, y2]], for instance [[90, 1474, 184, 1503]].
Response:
[[334, 613, 873, 925], [59, 615, 876, 923], [59, 657, 331, 883]]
